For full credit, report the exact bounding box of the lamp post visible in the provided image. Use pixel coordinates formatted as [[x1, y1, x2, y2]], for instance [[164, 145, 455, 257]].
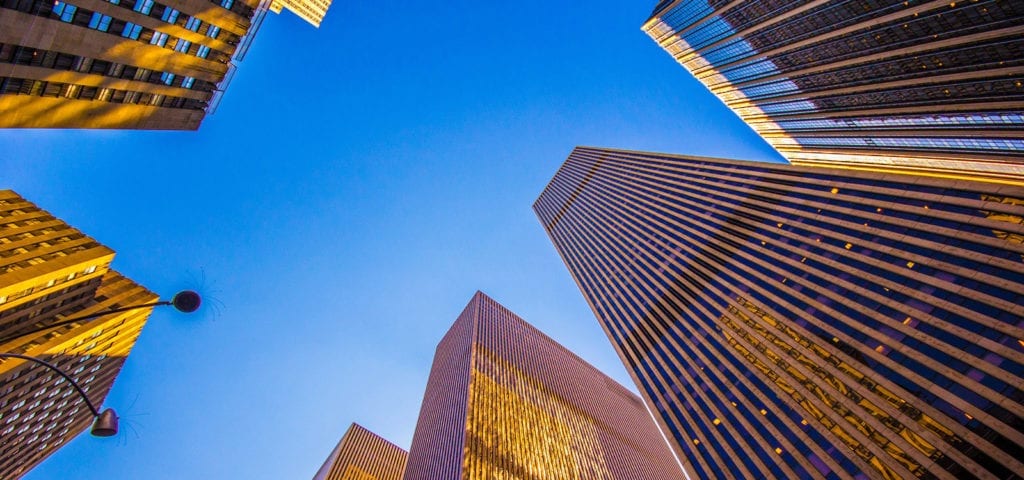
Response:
[[0, 290, 201, 345], [0, 353, 119, 436], [0, 290, 202, 437]]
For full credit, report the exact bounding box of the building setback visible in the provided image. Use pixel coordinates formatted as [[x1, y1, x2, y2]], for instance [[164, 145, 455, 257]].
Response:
[[642, 0, 1024, 185], [403, 291, 684, 480], [268, 0, 331, 28], [0, 0, 264, 129], [534, 147, 1024, 480], [0, 190, 158, 478], [313, 423, 407, 480]]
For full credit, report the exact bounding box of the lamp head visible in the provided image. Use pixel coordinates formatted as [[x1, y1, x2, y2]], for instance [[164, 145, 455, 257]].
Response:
[[91, 408, 118, 437], [171, 290, 202, 313]]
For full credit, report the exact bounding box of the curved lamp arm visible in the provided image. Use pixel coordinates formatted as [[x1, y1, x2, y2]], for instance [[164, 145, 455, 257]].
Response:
[[0, 291, 200, 345], [0, 352, 118, 436]]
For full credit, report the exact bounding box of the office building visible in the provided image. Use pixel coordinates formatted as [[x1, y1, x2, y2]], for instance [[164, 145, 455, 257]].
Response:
[[534, 147, 1024, 479], [642, 1, 1024, 184], [268, 0, 331, 28], [0, 0, 265, 129], [404, 291, 683, 480], [0, 189, 157, 478], [313, 423, 407, 480]]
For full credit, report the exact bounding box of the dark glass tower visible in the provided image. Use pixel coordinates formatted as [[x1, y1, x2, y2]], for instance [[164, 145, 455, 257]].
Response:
[[643, 0, 1024, 184], [535, 147, 1024, 480]]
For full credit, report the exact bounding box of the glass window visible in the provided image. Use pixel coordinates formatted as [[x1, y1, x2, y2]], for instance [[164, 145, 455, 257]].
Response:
[[87, 12, 112, 32], [150, 31, 168, 47], [174, 40, 191, 53], [121, 22, 142, 40], [206, 25, 220, 39], [53, 2, 77, 22], [133, 0, 154, 14], [195, 45, 210, 59], [160, 7, 179, 23], [184, 16, 201, 31], [159, 72, 175, 85], [220, 0, 233, 9], [181, 76, 195, 89]]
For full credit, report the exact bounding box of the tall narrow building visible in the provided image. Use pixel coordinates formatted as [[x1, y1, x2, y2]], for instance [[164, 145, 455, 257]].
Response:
[[0, 0, 264, 129], [0, 189, 158, 478], [313, 423, 407, 480], [534, 147, 1024, 480], [404, 291, 683, 480], [642, 0, 1024, 184]]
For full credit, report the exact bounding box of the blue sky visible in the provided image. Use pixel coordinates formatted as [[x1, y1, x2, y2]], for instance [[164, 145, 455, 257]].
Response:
[[4, 1, 782, 478]]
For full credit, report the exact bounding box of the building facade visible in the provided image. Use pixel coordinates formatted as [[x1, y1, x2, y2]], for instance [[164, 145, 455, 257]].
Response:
[[642, 0, 1024, 185], [268, 0, 330, 28], [534, 147, 1024, 480], [0, 0, 264, 129], [403, 291, 683, 480], [313, 423, 407, 480], [0, 189, 157, 478]]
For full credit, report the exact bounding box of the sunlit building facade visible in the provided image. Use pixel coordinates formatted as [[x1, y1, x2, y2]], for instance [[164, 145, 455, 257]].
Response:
[[268, 0, 330, 28], [0, 190, 157, 478], [313, 423, 407, 480], [642, 0, 1024, 184], [403, 291, 683, 480], [534, 147, 1024, 480], [0, 0, 265, 129]]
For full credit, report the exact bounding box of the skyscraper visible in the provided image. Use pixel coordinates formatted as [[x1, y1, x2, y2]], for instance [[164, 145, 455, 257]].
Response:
[[313, 423, 407, 480], [0, 189, 158, 478], [534, 147, 1024, 480], [268, 0, 331, 28], [0, 0, 265, 129], [642, 1, 1024, 184], [403, 291, 683, 480]]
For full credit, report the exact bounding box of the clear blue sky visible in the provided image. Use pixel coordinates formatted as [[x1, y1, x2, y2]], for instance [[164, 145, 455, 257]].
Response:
[[3, 1, 782, 478]]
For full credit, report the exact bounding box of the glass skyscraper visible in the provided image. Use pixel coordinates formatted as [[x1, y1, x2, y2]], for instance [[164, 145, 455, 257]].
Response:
[[535, 147, 1024, 480], [403, 291, 684, 480], [642, 0, 1024, 184]]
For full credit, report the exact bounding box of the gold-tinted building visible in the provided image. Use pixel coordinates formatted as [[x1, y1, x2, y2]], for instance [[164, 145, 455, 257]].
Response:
[[403, 291, 683, 480], [0, 0, 264, 129], [0, 189, 157, 478], [534, 147, 1024, 480], [313, 423, 407, 480], [268, 0, 331, 28], [642, 0, 1024, 184]]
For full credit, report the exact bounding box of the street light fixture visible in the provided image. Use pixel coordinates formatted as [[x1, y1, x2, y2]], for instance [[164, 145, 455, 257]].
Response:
[[0, 290, 202, 345], [0, 353, 119, 437], [0, 290, 202, 438]]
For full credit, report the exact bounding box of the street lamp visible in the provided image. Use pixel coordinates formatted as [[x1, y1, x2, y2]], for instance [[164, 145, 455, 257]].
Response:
[[0, 352, 119, 436], [0, 290, 201, 345], [0, 290, 202, 437]]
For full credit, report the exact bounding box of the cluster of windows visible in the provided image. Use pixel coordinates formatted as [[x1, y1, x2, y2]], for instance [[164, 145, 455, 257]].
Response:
[[746, 78, 1024, 116], [102, 0, 237, 44], [795, 136, 1024, 153], [770, 112, 1024, 131], [0, 295, 142, 477], [0, 76, 208, 111], [0, 0, 232, 64], [0, 43, 217, 93], [710, 0, 1024, 87], [738, 38, 1024, 103]]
